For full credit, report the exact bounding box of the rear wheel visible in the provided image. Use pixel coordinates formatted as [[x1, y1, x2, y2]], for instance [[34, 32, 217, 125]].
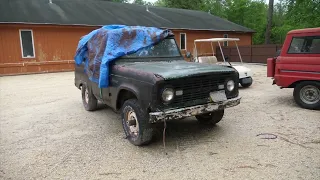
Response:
[[293, 81, 320, 110], [196, 110, 224, 125], [121, 99, 154, 146], [81, 83, 98, 111]]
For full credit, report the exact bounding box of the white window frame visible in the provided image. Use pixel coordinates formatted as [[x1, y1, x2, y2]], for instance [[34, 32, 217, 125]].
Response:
[[223, 34, 228, 46], [180, 33, 187, 50], [19, 29, 35, 58]]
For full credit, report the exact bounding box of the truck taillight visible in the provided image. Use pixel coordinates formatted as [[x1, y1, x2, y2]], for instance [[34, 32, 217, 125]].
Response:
[[267, 58, 276, 77]]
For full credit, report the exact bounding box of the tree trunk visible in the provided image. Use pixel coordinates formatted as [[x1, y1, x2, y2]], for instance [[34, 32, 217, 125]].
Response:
[[265, 0, 274, 44]]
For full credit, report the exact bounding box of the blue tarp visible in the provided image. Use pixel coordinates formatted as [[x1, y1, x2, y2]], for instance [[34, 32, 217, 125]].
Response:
[[74, 25, 170, 88]]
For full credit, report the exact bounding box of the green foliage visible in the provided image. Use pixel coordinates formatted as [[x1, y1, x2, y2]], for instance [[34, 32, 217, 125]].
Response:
[[156, 0, 206, 10], [132, 0, 147, 5], [154, 0, 166, 6], [132, 0, 154, 5], [286, 0, 320, 28], [202, 0, 227, 18], [150, 0, 320, 44], [110, 0, 128, 3], [224, 0, 267, 44], [270, 0, 320, 44]]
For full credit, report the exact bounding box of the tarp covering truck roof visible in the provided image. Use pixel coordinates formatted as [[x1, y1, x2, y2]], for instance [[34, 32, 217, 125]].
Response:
[[74, 25, 170, 88]]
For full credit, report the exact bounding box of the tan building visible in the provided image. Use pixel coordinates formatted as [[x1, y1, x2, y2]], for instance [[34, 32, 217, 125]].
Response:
[[0, 0, 254, 75]]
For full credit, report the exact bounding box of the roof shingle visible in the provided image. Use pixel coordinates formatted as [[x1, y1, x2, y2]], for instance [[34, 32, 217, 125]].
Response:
[[0, 0, 255, 32]]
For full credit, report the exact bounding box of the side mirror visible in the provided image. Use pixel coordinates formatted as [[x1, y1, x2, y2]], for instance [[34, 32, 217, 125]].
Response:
[[185, 52, 191, 58]]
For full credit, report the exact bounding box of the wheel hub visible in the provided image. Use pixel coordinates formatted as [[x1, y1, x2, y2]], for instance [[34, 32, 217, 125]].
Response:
[[300, 85, 320, 104], [126, 110, 139, 136]]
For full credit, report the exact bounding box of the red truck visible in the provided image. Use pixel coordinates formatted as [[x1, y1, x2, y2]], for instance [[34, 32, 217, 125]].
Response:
[[267, 27, 320, 110]]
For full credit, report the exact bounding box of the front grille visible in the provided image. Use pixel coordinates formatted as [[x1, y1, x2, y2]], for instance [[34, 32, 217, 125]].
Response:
[[159, 73, 236, 109]]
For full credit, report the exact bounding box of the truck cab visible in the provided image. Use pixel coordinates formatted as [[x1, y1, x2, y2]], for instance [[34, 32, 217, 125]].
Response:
[[267, 27, 320, 110]]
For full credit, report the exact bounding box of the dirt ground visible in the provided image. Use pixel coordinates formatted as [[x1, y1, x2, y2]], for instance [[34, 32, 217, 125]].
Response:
[[0, 64, 319, 180]]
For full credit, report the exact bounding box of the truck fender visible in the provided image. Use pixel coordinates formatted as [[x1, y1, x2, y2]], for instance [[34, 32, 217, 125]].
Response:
[[114, 84, 141, 110]]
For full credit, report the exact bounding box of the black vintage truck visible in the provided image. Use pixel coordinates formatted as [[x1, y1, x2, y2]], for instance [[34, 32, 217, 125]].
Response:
[[75, 35, 241, 146]]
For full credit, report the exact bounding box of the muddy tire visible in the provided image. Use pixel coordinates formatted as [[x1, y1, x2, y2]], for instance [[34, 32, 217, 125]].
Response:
[[121, 99, 154, 146], [293, 81, 320, 110], [195, 110, 224, 125], [81, 83, 97, 111]]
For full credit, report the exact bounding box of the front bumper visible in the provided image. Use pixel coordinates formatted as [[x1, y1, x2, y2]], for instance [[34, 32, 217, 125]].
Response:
[[149, 96, 241, 123], [240, 77, 252, 84]]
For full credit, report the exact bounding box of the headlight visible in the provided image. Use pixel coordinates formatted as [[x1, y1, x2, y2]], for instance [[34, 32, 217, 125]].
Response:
[[162, 88, 174, 102], [226, 80, 235, 91]]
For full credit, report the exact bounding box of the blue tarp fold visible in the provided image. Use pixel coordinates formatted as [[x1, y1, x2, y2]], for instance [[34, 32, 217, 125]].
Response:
[[74, 25, 170, 88]]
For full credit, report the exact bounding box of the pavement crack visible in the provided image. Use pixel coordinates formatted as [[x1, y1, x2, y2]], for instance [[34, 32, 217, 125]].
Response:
[[278, 136, 313, 149], [237, 165, 256, 169]]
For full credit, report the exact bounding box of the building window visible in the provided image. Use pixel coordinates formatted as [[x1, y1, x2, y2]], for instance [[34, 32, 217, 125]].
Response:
[[223, 34, 228, 46], [19, 30, 35, 58], [180, 33, 186, 50], [288, 36, 320, 54]]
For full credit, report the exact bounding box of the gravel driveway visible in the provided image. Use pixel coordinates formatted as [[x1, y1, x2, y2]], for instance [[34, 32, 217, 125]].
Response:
[[0, 64, 319, 180]]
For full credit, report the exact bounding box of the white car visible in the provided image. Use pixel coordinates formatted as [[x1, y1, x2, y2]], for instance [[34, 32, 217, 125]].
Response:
[[229, 64, 253, 87], [192, 38, 253, 88]]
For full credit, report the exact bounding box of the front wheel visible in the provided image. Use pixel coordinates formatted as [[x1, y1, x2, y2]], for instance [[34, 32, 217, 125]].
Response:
[[195, 110, 224, 125], [121, 99, 154, 146], [293, 81, 320, 110]]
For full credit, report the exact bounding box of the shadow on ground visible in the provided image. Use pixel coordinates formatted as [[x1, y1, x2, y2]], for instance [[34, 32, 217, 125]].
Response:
[[146, 118, 225, 151]]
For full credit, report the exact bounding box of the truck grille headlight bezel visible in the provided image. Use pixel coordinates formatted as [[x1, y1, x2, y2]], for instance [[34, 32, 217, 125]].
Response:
[[161, 87, 175, 103], [226, 79, 235, 92]]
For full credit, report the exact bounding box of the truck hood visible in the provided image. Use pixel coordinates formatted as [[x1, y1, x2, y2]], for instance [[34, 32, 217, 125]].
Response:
[[119, 60, 235, 80]]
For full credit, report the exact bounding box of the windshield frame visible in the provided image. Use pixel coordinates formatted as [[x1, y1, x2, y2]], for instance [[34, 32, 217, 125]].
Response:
[[193, 40, 243, 66], [121, 36, 182, 59]]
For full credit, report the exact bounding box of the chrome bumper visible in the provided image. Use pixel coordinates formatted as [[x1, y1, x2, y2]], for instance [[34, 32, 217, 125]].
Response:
[[149, 96, 241, 123]]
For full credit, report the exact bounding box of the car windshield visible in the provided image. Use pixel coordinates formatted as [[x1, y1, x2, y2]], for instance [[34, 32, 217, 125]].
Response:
[[124, 38, 181, 58], [194, 40, 241, 66]]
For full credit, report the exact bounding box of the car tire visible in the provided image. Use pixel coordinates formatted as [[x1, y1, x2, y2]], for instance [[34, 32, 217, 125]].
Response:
[[195, 110, 224, 125], [240, 77, 253, 88], [121, 99, 154, 146], [81, 83, 98, 111], [293, 81, 320, 110]]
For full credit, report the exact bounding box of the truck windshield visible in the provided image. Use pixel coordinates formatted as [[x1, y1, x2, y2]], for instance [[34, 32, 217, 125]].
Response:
[[124, 39, 181, 58]]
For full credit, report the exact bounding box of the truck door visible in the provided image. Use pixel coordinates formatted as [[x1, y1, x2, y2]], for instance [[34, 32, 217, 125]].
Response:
[[91, 83, 111, 103]]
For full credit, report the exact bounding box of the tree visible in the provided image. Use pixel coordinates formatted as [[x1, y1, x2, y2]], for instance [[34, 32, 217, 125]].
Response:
[[156, 0, 206, 10], [96, 0, 128, 2], [271, 0, 320, 44], [133, 0, 147, 5], [270, 0, 285, 43], [202, 0, 227, 18], [225, 0, 267, 44], [155, 0, 166, 6], [265, 0, 274, 44], [153, 0, 320, 44], [286, 0, 320, 28], [111, 0, 128, 2]]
